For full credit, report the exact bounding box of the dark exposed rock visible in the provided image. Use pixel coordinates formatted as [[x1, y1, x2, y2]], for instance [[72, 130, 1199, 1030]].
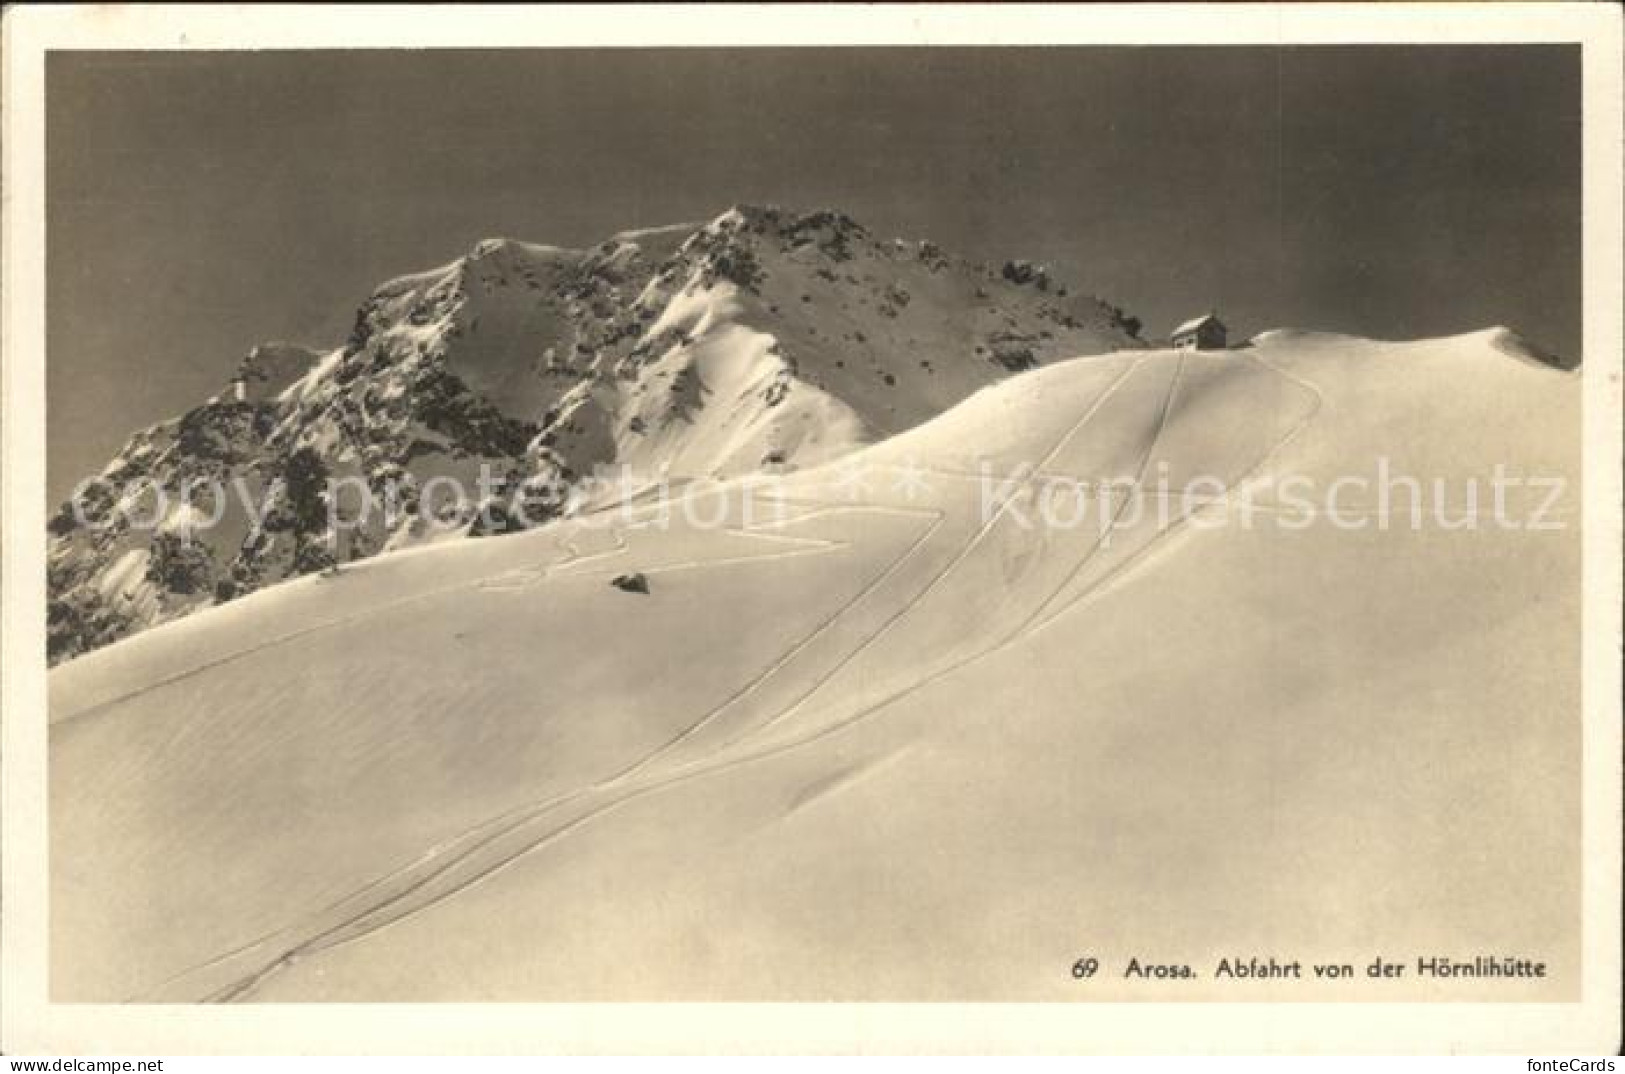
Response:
[[145, 533, 215, 596], [986, 331, 1041, 372], [1001, 260, 1050, 289], [610, 572, 649, 595]]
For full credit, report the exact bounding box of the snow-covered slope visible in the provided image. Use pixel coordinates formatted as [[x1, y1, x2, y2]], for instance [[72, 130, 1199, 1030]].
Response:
[[51, 328, 1580, 1002], [47, 206, 1142, 663]]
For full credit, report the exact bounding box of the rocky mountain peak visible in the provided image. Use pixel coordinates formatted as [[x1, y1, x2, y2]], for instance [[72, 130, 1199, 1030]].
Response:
[[47, 207, 1144, 663]]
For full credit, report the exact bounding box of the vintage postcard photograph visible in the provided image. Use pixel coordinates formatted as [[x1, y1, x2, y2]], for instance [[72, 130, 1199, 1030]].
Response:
[[2, 3, 1620, 1057]]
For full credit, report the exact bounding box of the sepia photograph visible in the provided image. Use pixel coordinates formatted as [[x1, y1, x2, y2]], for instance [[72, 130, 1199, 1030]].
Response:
[[3, 2, 1621, 1058]]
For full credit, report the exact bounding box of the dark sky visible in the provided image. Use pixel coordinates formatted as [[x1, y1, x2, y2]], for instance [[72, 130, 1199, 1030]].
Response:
[[46, 46, 1580, 501]]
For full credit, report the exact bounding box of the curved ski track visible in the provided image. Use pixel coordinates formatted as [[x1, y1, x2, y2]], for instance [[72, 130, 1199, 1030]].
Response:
[[132, 352, 1326, 1002]]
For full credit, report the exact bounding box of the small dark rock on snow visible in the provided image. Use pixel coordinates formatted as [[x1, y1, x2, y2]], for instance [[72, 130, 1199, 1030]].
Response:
[[611, 572, 650, 595]]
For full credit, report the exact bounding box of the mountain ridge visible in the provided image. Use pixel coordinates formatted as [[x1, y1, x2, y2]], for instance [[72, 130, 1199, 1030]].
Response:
[[47, 204, 1145, 663]]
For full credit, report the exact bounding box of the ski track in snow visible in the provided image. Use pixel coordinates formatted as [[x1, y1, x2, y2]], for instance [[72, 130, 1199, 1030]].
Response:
[[159, 499, 945, 1003], [155, 355, 1169, 1000], [59, 490, 845, 726], [736, 355, 1152, 743], [604, 503, 947, 784], [1017, 352, 1186, 631], [137, 352, 1328, 1003], [129, 496, 941, 1002]]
